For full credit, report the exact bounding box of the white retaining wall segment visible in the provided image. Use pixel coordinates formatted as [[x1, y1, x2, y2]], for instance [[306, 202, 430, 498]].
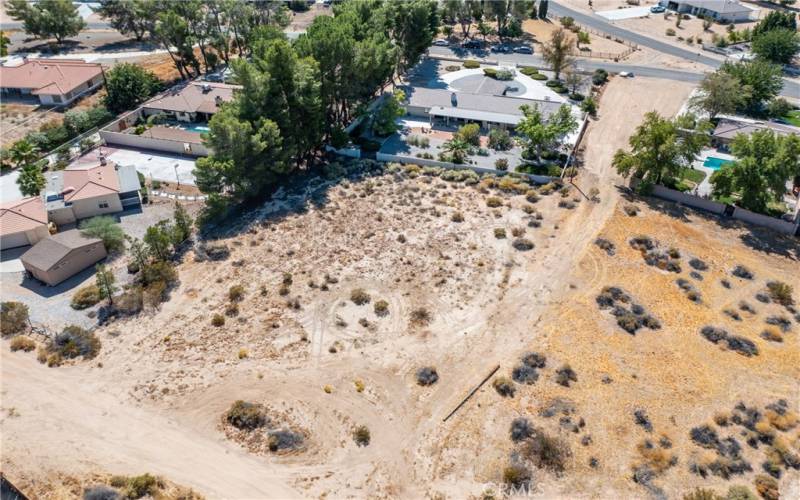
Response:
[[731, 207, 799, 235], [651, 185, 727, 215], [375, 152, 554, 184], [100, 130, 209, 157]]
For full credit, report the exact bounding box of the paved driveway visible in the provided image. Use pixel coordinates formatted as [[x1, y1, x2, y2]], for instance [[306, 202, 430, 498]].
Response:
[[105, 148, 197, 186], [1, 170, 23, 203]]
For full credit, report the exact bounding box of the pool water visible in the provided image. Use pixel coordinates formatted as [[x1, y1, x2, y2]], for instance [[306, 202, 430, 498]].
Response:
[[703, 156, 731, 170], [180, 123, 211, 133]]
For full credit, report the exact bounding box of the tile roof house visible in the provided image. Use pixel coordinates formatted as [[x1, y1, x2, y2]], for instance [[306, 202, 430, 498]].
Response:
[[100, 81, 241, 156], [44, 162, 142, 226], [21, 229, 107, 286], [0, 59, 105, 106], [0, 197, 50, 250]]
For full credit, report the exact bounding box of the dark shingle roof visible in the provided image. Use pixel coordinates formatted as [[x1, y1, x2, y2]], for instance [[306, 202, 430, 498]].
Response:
[[21, 230, 102, 271]]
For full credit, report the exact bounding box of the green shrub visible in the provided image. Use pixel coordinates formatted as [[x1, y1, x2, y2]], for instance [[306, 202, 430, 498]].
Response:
[[766, 281, 793, 306], [463, 60, 480, 69], [226, 400, 267, 430], [592, 69, 608, 85], [71, 285, 102, 310], [569, 93, 585, 101], [49, 325, 100, 360], [1, 302, 29, 336], [494, 228, 507, 239], [519, 66, 539, 76], [495, 158, 509, 170], [493, 376, 515, 397], [666, 28, 676, 36], [445, 65, 461, 71], [212, 313, 225, 327], [124, 474, 159, 499], [546, 79, 562, 87], [531, 73, 548, 80], [228, 285, 245, 302], [374, 299, 389, 316], [486, 196, 503, 208], [502, 464, 531, 487], [488, 128, 513, 151]]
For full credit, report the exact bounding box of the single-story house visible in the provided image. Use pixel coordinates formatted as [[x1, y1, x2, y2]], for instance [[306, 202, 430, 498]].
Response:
[[0, 197, 50, 250], [44, 161, 142, 226], [21, 230, 107, 286], [659, 0, 758, 22], [712, 118, 800, 149], [0, 58, 104, 106], [99, 81, 241, 157], [402, 86, 568, 130]]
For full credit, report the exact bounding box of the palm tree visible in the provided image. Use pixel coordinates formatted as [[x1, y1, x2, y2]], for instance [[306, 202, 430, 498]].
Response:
[[9, 139, 39, 169], [442, 138, 471, 164], [17, 163, 46, 197]]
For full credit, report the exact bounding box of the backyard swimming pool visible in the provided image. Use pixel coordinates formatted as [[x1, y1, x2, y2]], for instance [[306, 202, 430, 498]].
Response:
[[179, 123, 211, 133], [703, 156, 731, 170]]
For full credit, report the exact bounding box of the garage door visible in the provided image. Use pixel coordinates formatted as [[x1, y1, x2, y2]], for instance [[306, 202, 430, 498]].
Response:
[[0, 232, 30, 250]]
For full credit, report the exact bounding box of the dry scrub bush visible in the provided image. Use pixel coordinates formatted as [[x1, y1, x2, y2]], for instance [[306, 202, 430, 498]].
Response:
[[350, 288, 371, 305], [624, 204, 640, 216], [353, 425, 371, 446], [228, 285, 245, 302], [123, 474, 160, 499], [502, 463, 531, 487], [760, 328, 782, 342], [268, 430, 304, 452], [555, 364, 577, 387], [226, 400, 266, 430], [637, 439, 676, 474], [512, 238, 534, 251], [699, 327, 758, 357], [49, 326, 100, 360], [766, 281, 793, 306], [494, 228, 507, 239], [493, 376, 515, 397], [9, 336, 36, 352], [1, 301, 29, 336], [486, 196, 503, 208], [451, 211, 464, 222], [225, 302, 239, 317], [520, 429, 571, 474], [83, 485, 120, 500], [212, 313, 225, 327], [683, 488, 722, 500], [416, 366, 439, 386], [725, 485, 757, 500], [410, 307, 432, 326], [71, 285, 102, 310], [594, 238, 615, 256], [374, 299, 389, 316], [731, 265, 754, 280], [754, 475, 778, 500]]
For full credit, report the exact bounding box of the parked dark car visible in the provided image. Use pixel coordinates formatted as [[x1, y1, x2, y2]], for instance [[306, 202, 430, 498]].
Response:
[[462, 40, 483, 49], [513, 46, 533, 54], [491, 44, 512, 53]]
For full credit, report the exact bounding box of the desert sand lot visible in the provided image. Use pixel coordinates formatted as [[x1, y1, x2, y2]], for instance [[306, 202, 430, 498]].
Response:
[[3, 77, 799, 499]]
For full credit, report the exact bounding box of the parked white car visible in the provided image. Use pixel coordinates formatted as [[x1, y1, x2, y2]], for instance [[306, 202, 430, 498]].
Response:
[[433, 39, 450, 46], [618, 71, 634, 78]]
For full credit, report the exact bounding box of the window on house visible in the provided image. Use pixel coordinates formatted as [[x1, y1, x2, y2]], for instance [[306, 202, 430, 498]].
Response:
[[99, 201, 110, 209], [52, 95, 62, 103]]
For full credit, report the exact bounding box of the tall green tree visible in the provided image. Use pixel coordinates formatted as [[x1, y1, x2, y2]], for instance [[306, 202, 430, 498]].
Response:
[[126, 235, 150, 272], [689, 71, 748, 119], [7, 0, 86, 44], [751, 28, 800, 65], [613, 112, 710, 185], [94, 0, 155, 41], [542, 28, 575, 80], [385, 0, 439, 75], [485, 0, 532, 38], [144, 222, 173, 261], [711, 130, 800, 213], [155, 10, 199, 80], [0, 31, 10, 57], [80, 216, 126, 253], [538, 0, 549, 19], [16, 163, 46, 197], [172, 202, 194, 246], [516, 103, 578, 161], [372, 89, 406, 136], [95, 264, 117, 305], [753, 10, 796, 37], [720, 60, 783, 116], [104, 63, 161, 113], [441, 0, 482, 39]]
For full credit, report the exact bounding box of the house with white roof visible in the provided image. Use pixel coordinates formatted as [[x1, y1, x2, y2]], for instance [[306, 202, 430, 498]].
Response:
[[659, 0, 758, 23]]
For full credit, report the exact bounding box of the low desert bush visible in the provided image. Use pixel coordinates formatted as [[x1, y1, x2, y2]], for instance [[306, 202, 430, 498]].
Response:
[[463, 60, 480, 69], [624, 204, 640, 216], [228, 285, 245, 302], [765, 315, 791, 332], [512, 238, 534, 251], [699, 326, 758, 356], [1, 301, 29, 336], [555, 364, 577, 387], [766, 281, 793, 306], [353, 425, 371, 446], [225, 302, 239, 316], [494, 228, 507, 239], [83, 485, 121, 500], [493, 376, 515, 397], [502, 463, 531, 487], [350, 288, 371, 305], [10, 336, 36, 352], [520, 429, 571, 474], [731, 265, 754, 280], [71, 285, 102, 310], [374, 299, 389, 316], [212, 313, 226, 327], [595, 238, 616, 255], [451, 211, 464, 222], [268, 429, 304, 452], [124, 474, 160, 499], [49, 326, 100, 360], [410, 307, 432, 326], [486, 196, 503, 208], [754, 475, 779, 500], [521, 352, 546, 368], [634, 409, 654, 432], [512, 364, 539, 384], [494, 158, 509, 170], [689, 258, 708, 271], [724, 485, 756, 500], [525, 189, 539, 203], [510, 417, 534, 442], [226, 400, 266, 430], [416, 366, 439, 386]]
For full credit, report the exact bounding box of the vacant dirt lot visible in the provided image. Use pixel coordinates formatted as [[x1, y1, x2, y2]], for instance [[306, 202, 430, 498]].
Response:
[[4, 78, 797, 499]]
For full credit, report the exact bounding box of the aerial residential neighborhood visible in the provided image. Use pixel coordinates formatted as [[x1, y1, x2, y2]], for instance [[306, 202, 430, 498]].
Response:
[[0, 0, 798, 499]]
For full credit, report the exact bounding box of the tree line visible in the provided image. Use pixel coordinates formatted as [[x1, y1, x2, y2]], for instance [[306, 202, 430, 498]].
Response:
[[195, 0, 439, 223]]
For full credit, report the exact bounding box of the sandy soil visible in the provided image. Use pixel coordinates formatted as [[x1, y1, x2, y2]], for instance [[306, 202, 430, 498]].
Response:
[[523, 19, 633, 58], [559, 0, 661, 13], [5, 77, 798, 500]]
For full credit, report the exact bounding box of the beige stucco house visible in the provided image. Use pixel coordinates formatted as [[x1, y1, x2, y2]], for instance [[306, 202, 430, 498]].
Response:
[[0, 197, 50, 250], [0, 58, 104, 106], [21, 230, 107, 286], [45, 162, 142, 226]]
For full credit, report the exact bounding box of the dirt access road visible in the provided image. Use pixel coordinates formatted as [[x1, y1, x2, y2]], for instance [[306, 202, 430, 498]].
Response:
[[0, 77, 695, 498]]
